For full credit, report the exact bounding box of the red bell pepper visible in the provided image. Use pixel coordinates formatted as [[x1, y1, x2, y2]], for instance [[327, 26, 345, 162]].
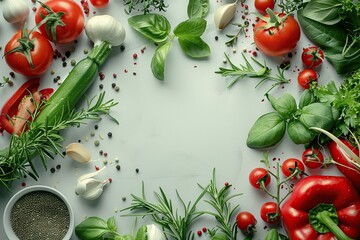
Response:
[[0, 79, 53, 136], [281, 175, 360, 240], [328, 139, 360, 192]]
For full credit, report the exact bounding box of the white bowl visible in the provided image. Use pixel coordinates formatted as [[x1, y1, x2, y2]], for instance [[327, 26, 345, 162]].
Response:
[[3, 185, 74, 240]]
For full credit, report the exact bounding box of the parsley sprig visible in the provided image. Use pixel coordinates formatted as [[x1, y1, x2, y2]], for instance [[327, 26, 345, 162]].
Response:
[[123, 0, 168, 14]]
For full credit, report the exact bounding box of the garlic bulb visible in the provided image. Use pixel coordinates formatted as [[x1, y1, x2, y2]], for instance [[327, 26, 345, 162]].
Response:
[[2, 0, 29, 24], [214, 1, 238, 30], [146, 224, 166, 240], [75, 166, 110, 200], [85, 15, 126, 47], [66, 142, 92, 163]]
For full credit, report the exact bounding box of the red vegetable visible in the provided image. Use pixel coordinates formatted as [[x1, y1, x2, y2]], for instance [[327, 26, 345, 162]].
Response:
[[260, 201, 280, 224], [4, 28, 53, 77], [254, 0, 275, 15], [302, 148, 324, 169], [253, 9, 300, 56], [89, 0, 109, 8], [301, 46, 324, 69], [236, 211, 257, 235], [0, 79, 53, 136], [249, 167, 271, 189], [35, 0, 85, 44], [281, 175, 360, 240], [329, 139, 360, 192], [281, 158, 305, 179], [297, 69, 318, 89]]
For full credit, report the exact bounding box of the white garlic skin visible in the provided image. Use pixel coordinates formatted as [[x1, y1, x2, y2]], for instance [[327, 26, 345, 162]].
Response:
[[146, 224, 166, 240], [214, 2, 237, 30], [75, 166, 110, 200], [3, 0, 29, 24], [66, 142, 92, 163]]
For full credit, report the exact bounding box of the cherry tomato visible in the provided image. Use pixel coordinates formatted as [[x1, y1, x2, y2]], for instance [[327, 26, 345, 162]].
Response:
[[260, 202, 280, 224], [254, 0, 275, 15], [90, 0, 109, 8], [249, 167, 271, 189], [35, 0, 85, 44], [254, 11, 300, 56], [4, 30, 53, 77], [281, 158, 305, 179], [301, 148, 324, 169], [236, 211, 257, 234], [297, 69, 318, 89], [0, 79, 53, 136], [301, 46, 324, 69]]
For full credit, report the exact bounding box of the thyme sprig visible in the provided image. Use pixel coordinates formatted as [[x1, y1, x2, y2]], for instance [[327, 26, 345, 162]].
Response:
[[123, 0, 168, 14], [225, 21, 249, 47], [199, 169, 242, 240], [216, 53, 290, 94], [122, 182, 208, 240], [0, 92, 118, 190]]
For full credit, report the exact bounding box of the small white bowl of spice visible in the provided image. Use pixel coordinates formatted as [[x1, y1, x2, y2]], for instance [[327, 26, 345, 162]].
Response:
[[3, 185, 74, 240]]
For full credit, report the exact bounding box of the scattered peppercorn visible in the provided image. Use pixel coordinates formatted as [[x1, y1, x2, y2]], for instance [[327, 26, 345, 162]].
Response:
[[116, 165, 121, 171], [114, 86, 120, 92], [56, 164, 61, 170], [50, 168, 56, 173], [133, 53, 138, 59], [107, 132, 112, 138], [215, 36, 219, 41], [135, 168, 139, 173], [94, 140, 100, 147], [120, 45, 125, 51]]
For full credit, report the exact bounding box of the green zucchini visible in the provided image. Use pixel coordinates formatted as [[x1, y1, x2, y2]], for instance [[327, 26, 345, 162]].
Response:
[[35, 42, 112, 125]]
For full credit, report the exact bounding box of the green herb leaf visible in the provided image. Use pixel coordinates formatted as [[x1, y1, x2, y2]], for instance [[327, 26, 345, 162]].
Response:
[[107, 216, 117, 232], [135, 225, 147, 240], [247, 112, 286, 148], [302, 0, 342, 25], [287, 119, 315, 144], [267, 93, 297, 119], [178, 37, 210, 58], [128, 14, 171, 43], [187, 0, 209, 18], [75, 217, 114, 240], [299, 103, 335, 130], [151, 41, 172, 80], [299, 89, 316, 109], [174, 18, 207, 37]]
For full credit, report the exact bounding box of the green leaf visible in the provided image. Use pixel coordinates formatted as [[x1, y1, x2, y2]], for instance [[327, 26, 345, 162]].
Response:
[[247, 112, 286, 148], [151, 41, 172, 80], [299, 89, 316, 109], [177, 36, 210, 58], [128, 14, 171, 43], [135, 225, 148, 240], [107, 217, 117, 232], [287, 119, 315, 144], [264, 229, 280, 240], [75, 217, 112, 240], [174, 18, 207, 37], [299, 103, 335, 130], [267, 93, 297, 119], [302, 0, 342, 25], [187, 0, 209, 18]]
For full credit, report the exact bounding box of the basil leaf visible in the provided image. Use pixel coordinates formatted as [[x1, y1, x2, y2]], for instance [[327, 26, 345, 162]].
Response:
[[299, 89, 316, 109], [324, 49, 360, 74], [178, 36, 210, 58], [135, 225, 147, 240], [299, 103, 335, 130], [187, 0, 209, 18], [174, 18, 207, 37], [288, 119, 315, 144], [267, 93, 297, 119], [247, 112, 286, 148], [128, 14, 171, 43], [151, 41, 172, 80], [107, 217, 117, 232], [75, 217, 111, 240], [302, 0, 342, 25]]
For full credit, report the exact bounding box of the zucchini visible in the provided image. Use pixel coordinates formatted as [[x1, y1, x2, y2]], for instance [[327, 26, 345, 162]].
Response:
[[35, 42, 112, 125]]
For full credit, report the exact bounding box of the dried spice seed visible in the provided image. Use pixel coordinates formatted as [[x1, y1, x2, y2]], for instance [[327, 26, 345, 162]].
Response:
[[107, 132, 112, 138], [116, 165, 121, 171], [50, 168, 56, 173]]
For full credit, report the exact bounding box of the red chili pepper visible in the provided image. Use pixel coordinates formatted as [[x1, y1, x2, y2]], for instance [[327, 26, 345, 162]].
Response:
[[0, 79, 53, 136], [281, 175, 360, 240], [329, 139, 360, 192]]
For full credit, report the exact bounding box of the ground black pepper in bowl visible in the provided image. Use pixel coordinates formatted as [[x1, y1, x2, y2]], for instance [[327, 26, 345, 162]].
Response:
[[10, 190, 70, 240]]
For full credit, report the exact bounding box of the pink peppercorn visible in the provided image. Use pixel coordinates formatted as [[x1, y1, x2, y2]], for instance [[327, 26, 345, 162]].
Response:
[[133, 53, 138, 59], [197, 230, 202, 236]]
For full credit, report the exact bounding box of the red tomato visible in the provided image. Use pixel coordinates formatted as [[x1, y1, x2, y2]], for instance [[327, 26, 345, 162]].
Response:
[[301, 46, 324, 69], [260, 202, 280, 224], [249, 167, 271, 189], [281, 158, 305, 179], [254, 11, 301, 56], [236, 211, 257, 234], [0, 79, 53, 136], [297, 69, 318, 89], [35, 0, 85, 44], [301, 148, 324, 169], [4, 30, 53, 77], [254, 0, 275, 15], [90, 0, 109, 8]]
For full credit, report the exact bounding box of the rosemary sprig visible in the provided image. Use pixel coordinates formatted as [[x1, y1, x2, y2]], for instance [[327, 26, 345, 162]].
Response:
[[122, 182, 208, 240], [123, 0, 168, 14], [199, 169, 242, 240], [215, 53, 290, 94], [225, 21, 249, 47], [0, 92, 118, 190]]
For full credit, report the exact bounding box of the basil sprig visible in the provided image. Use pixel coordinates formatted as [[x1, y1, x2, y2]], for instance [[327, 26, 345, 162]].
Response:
[[247, 91, 336, 148], [187, 0, 209, 19]]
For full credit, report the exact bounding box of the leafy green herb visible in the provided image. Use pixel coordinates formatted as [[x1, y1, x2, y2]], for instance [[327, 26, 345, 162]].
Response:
[[225, 21, 249, 47], [0, 92, 117, 190], [187, 0, 209, 18], [75, 216, 123, 240], [198, 169, 242, 240], [215, 53, 290, 94], [123, 0, 168, 14], [151, 41, 172, 80], [278, 0, 305, 13]]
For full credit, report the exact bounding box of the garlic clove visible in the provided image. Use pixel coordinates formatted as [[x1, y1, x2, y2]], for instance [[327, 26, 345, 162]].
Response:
[[79, 179, 110, 200], [214, 2, 238, 30], [146, 224, 166, 240], [66, 142, 92, 163], [3, 0, 29, 24], [75, 167, 109, 200]]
